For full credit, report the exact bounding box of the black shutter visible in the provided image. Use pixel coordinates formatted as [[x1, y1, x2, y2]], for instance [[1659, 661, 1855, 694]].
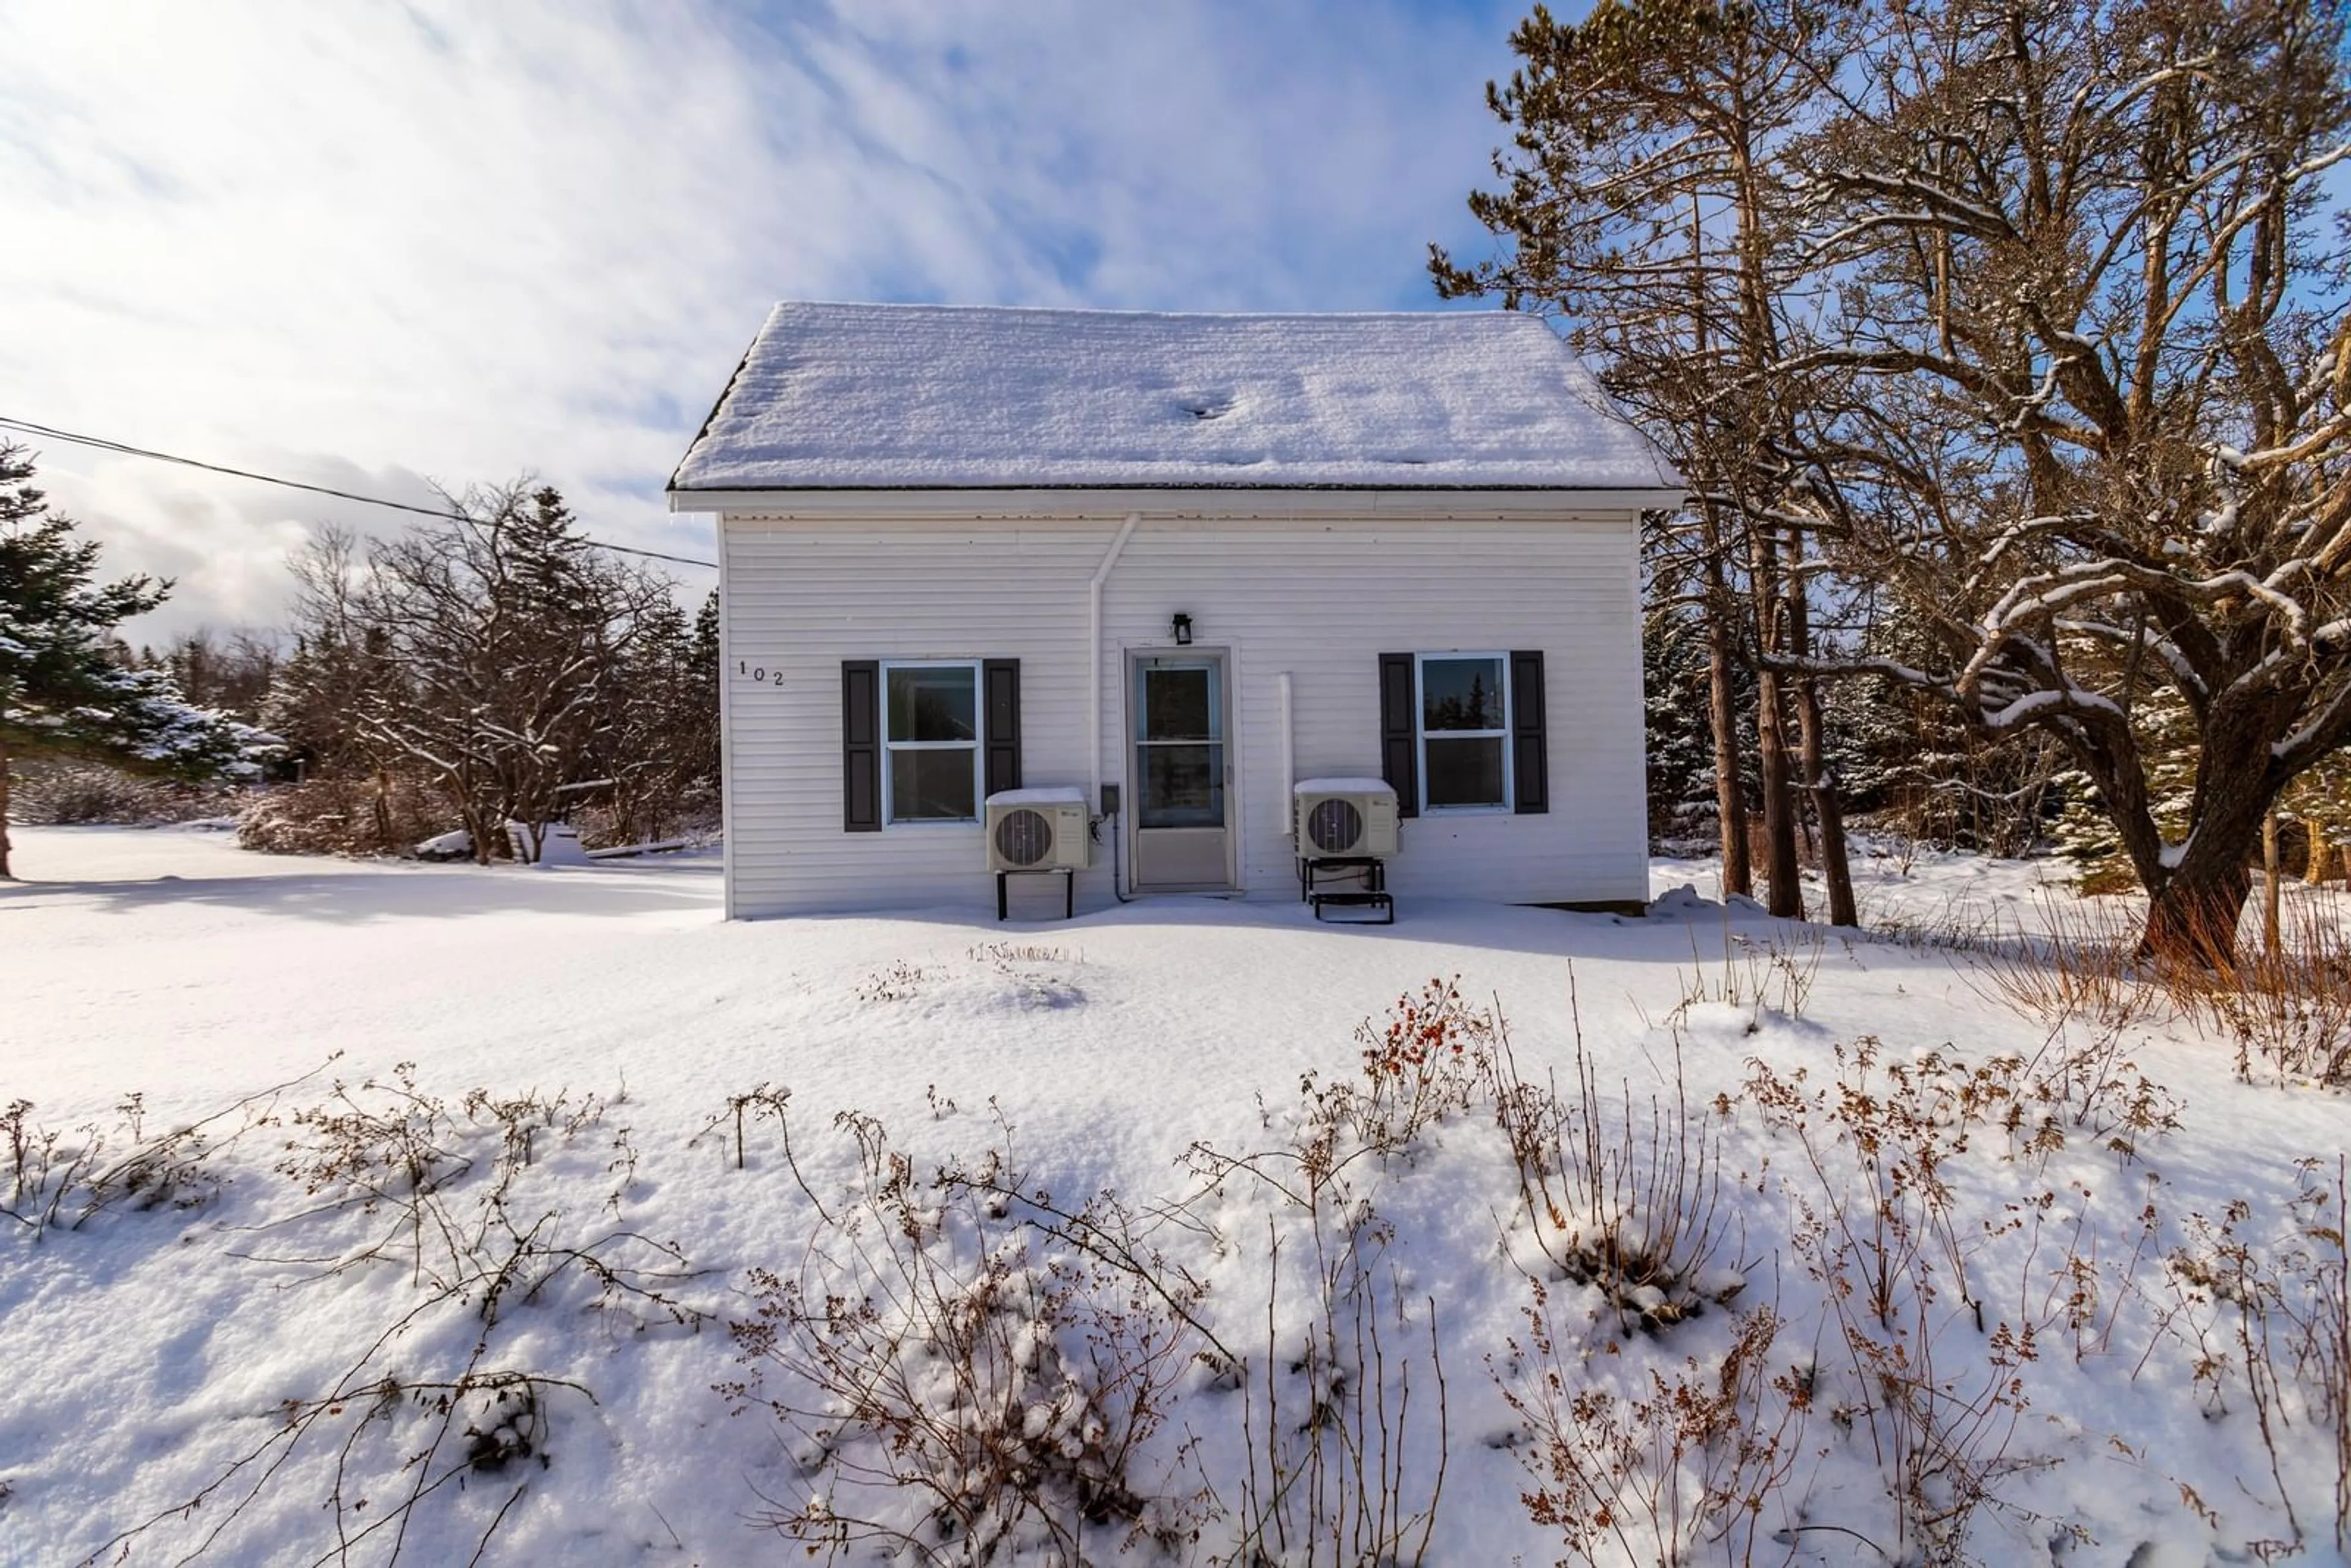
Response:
[[1378, 652, 1419, 818], [983, 659, 1022, 798], [842, 660, 881, 832], [1510, 649, 1548, 814]]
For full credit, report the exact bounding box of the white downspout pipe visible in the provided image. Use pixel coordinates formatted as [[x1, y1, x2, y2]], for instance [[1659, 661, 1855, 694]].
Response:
[[1088, 512, 1143, 816], [1278, 671, 1295, 841]]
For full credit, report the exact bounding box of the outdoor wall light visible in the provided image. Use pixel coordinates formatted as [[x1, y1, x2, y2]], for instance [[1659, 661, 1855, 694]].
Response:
[[1172, 612, 1193, 645]]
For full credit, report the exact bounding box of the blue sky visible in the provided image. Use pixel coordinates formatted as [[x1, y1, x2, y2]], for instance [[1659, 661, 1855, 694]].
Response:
[[1, 1, 1529, 636]]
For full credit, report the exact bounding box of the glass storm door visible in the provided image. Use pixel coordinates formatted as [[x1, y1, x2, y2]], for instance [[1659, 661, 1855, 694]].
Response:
[[1130, 653, 1231, 890]]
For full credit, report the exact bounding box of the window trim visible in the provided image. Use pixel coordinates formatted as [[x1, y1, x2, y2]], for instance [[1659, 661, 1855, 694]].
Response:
[[1414, 651, 1513, 814], [880, 658, 984, 827]]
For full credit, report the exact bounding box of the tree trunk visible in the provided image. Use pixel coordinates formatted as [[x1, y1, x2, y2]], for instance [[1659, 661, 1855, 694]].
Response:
[[1793, 676, 1856, 927], [2308, 825, 2339, 885], [2145, 857, 2254, 967], [443, 762, 493, 866], [1712, 625, 1753, 899], [1751, 533, 1803, 918], [372, 767, 394, 853], [0, 731, 13, 880], [1702, 513, 1752, 899], [1726, 99, 1799, 920], [2154, 684, 2313, 962], [2138, 738, 2281, 965], [1787, 531, 1857, 927], [2263, 810, 2281, 959], [1757, 669, 1802, 917]]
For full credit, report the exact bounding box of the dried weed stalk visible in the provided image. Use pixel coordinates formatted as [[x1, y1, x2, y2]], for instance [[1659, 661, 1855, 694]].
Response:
[[1223, 1209, 1449, 1568], [86, 1342, 591, 1568], [2162, 902, 2351, 1089], [1748, 1039, 2064, 1563], [691, 1081, 797, 1173], [1490, 972, 1747, 1334], [1501, 1283, 1802, 1566], [1965, 893, 2162, 1040], [2, 1062, 330, 1242], [1181, 981, 1488, 1565], [856, 959, 934, 1002], [724, 1108, 1211, 1565], [2164, 1157, 2351, 1556], [1166, 981, 1484, 1564], [248, 1063, 696, 1326], [87, 1065, 688, 1566], [1967, 891, 2351, 1090], [1669, 924, 1823, 1030], [1187, 977, 1494, 1217]]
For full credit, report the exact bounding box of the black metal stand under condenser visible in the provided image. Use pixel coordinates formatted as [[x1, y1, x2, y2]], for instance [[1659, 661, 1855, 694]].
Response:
[[1297, 855, 1393, 924], [997, 868, 1076, 921]]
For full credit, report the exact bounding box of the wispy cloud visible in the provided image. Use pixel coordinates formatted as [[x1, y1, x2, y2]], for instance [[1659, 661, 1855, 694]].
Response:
[[3, 0, 1520, 640]]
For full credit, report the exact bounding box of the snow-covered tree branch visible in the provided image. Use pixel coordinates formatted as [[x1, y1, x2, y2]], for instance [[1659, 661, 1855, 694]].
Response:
[[0, 442, 268, 878]]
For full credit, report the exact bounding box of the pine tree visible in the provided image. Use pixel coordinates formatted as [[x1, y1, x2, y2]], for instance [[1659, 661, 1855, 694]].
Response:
[[593, 591, 720, 844], [1644, 605, 1730, 841], [686, 588, 722, 793], [162, 629, 279, 722], [1453, 0, 2351, 959], [1431, 0, 1859, 923], [1826, 607, 2061, 858], [0, 442, 257, 877]]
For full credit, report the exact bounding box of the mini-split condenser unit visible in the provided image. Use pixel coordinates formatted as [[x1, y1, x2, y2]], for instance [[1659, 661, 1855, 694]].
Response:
[[985, 788, 1092, 872], [1292, 779, 1400, 858]]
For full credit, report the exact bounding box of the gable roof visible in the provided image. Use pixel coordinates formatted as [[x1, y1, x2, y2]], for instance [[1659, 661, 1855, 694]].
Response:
[[669, 302, 1678, 493]]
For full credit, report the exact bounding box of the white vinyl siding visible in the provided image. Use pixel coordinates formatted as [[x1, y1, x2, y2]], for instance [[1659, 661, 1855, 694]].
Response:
[[716, 508, 1647, 916]]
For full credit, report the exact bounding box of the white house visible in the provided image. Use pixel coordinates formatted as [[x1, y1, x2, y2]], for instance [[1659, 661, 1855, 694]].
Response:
[[667, 302, 1678, 920]]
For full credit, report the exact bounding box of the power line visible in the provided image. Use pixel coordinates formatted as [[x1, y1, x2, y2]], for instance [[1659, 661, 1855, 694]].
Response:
[[0, 415, 717, 571]]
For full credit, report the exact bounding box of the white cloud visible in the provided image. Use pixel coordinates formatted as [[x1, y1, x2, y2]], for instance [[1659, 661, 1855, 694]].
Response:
[[2, 0, 1520, 642]]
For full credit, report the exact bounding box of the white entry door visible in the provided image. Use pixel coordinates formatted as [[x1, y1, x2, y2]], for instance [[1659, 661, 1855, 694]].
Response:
[[1130, 653, 1231, 891]]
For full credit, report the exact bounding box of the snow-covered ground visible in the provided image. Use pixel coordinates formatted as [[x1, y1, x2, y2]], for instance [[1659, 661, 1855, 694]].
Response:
[[3, 825, 2346, 1565]]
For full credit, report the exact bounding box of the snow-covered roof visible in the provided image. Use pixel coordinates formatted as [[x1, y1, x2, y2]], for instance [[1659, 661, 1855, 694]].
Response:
[[669, 302, 1679, 493]]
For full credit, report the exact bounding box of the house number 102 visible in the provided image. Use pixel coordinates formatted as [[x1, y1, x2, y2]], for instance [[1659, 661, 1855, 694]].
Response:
[[737, 661, 784, 686]]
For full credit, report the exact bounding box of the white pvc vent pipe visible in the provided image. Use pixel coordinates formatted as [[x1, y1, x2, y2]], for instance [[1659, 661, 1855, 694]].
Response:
[[1278, 670, 1294, 839], [1088, 511, 1142, 816]]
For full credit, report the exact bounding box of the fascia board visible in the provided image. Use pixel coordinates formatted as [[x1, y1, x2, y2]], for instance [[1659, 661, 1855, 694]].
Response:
[[668, 486, 1685, 519]]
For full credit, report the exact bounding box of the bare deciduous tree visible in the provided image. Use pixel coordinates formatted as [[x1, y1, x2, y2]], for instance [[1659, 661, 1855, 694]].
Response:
[[280, 484, 680, 863], [1791, 0, 2351, 956]]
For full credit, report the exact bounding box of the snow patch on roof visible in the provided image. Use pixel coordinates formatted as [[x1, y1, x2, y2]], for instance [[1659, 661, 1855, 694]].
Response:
[[670, 302, 1679, 493]]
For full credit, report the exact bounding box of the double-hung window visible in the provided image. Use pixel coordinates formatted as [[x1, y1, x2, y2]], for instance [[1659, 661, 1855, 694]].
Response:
[[883, 660, 981, 822], [1417, 653, 1510, 810]]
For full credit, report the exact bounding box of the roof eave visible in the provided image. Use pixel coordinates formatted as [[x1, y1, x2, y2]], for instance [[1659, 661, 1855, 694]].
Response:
[[665, 483, 1687, 517]]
